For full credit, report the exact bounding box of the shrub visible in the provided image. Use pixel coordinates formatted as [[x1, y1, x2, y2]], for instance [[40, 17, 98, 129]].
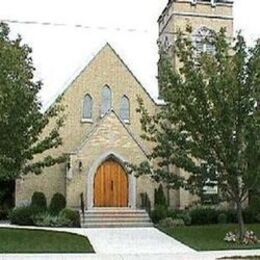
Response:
[[0, 209, 8, 220], [155, 184, 167, 207], [218, 213, 227, 224], [159, 217, 185, 228], [140, 193, 151, 214], [49, 193, 66, 215], [59, 209, 80, 227], [243, 208, 255, 224], [33, 213, 71, 227], [190, 207, 218, 225], [150, 205, 168, 224], [9, 206, 39, 225], [172, 218, 185, 227], [159, 217, 175, 228], [177, 213, 192, 226], [255, 213, 260, 223], [31, 192, 47, 210]]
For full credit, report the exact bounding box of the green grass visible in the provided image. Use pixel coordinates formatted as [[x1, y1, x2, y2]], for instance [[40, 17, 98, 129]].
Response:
[[159, 224, 260, 251], [0, 228, 94, 253]]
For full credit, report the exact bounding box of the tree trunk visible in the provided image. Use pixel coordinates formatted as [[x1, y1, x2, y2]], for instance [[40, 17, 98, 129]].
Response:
[[236, 200, 245, 242]]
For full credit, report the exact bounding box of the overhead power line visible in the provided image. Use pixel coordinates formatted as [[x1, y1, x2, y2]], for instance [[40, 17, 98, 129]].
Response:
[[1, 18, 149, 33]]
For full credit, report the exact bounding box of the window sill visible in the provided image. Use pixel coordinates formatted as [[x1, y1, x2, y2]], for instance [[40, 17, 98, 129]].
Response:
[[81, 118, 93, 124], [123, 120, 130, 125]]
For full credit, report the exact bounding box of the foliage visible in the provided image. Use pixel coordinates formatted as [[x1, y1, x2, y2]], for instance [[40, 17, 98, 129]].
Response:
[[131, 27, 260, 240], [159, 217, 185, 228], [218, 213, 228, 224], [190, 207, 218, 225], [154, 184, 167, 207], [0, 22, 66, 182], [31, 192, 47, 210], [9, 206, 39, 225], [140, 192, 151, 214], [33, 212, 71, 227], [59, 208, 80, 227], [49, 193, 66, 215], [150, 205, 168, 223]]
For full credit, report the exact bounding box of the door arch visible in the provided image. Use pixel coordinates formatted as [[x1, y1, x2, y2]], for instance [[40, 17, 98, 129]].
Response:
[[94, 159, 128, 207]]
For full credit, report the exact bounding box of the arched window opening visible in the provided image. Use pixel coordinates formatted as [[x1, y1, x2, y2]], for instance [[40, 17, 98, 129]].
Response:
[[195, 27, 215, 55], [83, 94, 93, 120], [120, 95, 130, 123], [101, 85, 112, 116]]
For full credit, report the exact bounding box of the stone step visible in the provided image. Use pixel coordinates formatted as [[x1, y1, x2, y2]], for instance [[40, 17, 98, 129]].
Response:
[[82, 217, 151, 222], [80, 208, 152, 228], [81, 222, 153, 228]]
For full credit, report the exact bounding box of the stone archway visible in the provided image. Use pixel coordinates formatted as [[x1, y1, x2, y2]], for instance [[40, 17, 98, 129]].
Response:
[[86, 151, 136, 209], [94, 159, 128, 207]]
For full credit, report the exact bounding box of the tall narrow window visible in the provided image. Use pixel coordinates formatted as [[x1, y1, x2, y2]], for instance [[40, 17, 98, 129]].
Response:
[[101, 85, 112, 116], [83, 94, 93, 120], [120, 95, 130, 123]]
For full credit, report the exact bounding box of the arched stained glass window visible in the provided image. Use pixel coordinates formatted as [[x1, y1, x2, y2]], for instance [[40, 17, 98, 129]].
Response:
[[101, 85, 112, 116], [120, 95, 130, 123], [83, 94, 93, 119]]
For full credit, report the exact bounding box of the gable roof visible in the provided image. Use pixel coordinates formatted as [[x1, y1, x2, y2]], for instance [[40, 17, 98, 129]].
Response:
[[44, 43, 160, 113], [72, 108, 149, 157]]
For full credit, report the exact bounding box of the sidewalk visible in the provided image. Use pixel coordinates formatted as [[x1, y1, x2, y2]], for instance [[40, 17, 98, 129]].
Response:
[[0, 224, 260, 259]]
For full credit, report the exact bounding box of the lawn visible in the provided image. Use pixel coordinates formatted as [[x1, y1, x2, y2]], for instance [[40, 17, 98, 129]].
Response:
[[159, 224, 260, 251], [0, 228, 94, 253]]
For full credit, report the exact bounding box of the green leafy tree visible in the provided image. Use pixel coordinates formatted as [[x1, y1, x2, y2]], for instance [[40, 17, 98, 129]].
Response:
[[0, 23, 66, 181], [132, 28, 260, 240]]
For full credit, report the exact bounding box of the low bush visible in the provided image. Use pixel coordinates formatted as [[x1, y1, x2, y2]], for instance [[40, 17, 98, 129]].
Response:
[[59, 209, 80, 227], [172, 218, 185, 227], [0, 209, 8, 220], [150, 205, 168, 224], [9, 206, 39, 225], [190, 207, 218, 225], [33, 209, 80, 227], [218, 213, 227, 224], [49, 193, 66, 215], [243, 208, 255, 224], [177, 212, 192, 226], [159, 217, 175, 228], [31, 192, 47, 210], [159, 217, 185, 228]]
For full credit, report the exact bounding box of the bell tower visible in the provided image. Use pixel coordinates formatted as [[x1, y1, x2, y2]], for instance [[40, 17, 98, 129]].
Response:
[[158, 0, 234, 66], [157, 0, 234, 209]]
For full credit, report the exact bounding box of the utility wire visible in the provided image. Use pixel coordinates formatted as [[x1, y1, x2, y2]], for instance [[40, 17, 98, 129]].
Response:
[[1, 18, 149, 33]]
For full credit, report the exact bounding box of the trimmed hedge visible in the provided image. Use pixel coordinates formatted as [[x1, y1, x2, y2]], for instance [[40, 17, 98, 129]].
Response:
[[190, 208, 218, 225], [49, 193, 66, 215], [31, 192, 47, 210], [59, 209, 81, 227], [9, 206, 39, 225]]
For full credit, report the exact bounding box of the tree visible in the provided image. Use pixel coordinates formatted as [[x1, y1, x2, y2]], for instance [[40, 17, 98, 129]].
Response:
[[132, 27, 260, 240], [0, 23, 66, 182]]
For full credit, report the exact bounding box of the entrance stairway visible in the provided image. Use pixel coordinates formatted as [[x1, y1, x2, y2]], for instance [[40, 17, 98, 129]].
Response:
[[80, 208, 153, 228]]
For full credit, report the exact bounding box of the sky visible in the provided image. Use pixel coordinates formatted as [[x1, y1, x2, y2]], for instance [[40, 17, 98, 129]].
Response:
[[0, 0, 260, 108]]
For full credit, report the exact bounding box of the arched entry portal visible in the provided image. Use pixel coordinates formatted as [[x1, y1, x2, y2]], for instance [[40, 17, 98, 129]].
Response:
[[94, 159, 128, 207]]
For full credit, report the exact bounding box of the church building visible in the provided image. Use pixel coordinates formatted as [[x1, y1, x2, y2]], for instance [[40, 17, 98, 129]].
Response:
[[15, 0, 234, 225]]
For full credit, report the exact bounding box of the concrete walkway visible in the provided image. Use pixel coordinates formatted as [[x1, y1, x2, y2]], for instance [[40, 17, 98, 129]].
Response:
[[1, 224, 260, 259]]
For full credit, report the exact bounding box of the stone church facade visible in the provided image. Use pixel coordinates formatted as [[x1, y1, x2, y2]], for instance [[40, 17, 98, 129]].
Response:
[[15, 0, 234, 211]]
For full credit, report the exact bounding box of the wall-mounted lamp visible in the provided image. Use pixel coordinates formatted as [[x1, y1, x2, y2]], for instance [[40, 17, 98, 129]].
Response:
[[67, 162, 71, 170], [79, 161, 83, 172]]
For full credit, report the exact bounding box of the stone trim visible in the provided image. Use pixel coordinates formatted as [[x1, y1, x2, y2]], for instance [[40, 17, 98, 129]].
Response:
[[86, 151, 137, 209]]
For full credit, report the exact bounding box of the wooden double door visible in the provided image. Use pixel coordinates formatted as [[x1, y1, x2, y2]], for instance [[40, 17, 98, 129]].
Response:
[[94, 160, 128, 207]]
